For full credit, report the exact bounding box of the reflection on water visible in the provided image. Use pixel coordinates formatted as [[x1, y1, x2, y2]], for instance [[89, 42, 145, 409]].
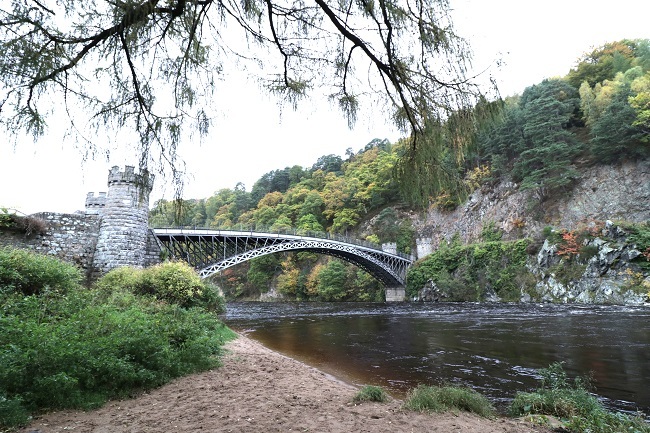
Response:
[[224, 302, 650, 413]]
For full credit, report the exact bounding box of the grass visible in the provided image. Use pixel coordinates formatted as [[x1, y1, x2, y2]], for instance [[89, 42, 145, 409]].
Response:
[[509, 363, 650, 433], [353, 385, 389, 403], [403, 384, 496, 418]]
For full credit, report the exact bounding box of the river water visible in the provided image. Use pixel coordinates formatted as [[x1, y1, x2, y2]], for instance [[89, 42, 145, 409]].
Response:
[[223, 302, 650, 414]]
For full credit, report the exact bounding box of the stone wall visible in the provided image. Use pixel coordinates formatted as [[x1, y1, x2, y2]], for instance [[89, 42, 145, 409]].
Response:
[[1, 165, 160, 283], [144, 231, 163, 268], [0, 212, 101, 282]]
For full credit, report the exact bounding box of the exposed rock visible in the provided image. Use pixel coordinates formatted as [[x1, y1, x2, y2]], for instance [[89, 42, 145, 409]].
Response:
[[528, 225, 648, 305], [411, 160, 650, 305], [259, 286, 287, 301], [413, 160, 650, 250]]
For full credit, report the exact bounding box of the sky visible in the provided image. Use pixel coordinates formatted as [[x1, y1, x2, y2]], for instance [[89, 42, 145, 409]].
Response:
[[1, 0, 649, 215]]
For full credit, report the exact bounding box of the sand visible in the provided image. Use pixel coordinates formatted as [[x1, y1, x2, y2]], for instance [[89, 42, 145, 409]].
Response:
[[21, 334, 553, 433]]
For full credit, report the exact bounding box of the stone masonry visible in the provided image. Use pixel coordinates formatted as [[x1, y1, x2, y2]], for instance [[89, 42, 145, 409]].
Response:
[[0, 212, 101, 283], [92, 166, 155, 276], [0, 165, 160, 283]]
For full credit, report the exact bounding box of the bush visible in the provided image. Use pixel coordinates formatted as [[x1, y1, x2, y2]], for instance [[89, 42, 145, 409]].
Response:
[[0, 286, 235, 429], [509, 363, 650, 433], [403, 384, 496, 418], [406, 239, 531, 301], [95, 261, 225, 312], [0, 394, 30, 427], [353, 385, 388, 403], [0, 209, 48, 236], [0, 247, 82, 295]]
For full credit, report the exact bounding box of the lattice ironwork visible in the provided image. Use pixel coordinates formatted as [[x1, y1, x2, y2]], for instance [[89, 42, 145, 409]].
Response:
[[152, 229, 413, 286]]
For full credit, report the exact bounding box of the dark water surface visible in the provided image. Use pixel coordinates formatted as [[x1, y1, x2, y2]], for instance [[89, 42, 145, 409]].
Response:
[[224, 302, 650, 414]]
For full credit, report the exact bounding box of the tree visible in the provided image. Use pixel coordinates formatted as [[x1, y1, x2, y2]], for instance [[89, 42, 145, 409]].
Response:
[[566, 40, 638, 88], [629, 71, 650, 142], [513, 79, 582, 193], [590, 81, 645, 161], [0, 0, 489, 197], [311, 154, 343, 175], [316, 259, 348, 301]]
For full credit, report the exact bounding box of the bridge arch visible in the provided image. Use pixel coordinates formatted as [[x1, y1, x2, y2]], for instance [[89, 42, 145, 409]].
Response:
[[152, 229, 412, 287]]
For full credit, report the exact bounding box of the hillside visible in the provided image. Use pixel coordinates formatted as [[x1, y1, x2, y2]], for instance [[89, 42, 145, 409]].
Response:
[[149, 39, 650, 303]]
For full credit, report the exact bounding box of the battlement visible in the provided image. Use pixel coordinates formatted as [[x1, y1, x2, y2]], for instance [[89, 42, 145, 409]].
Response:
[[85, 192, 107, 214], [107, 165, 154, 191]]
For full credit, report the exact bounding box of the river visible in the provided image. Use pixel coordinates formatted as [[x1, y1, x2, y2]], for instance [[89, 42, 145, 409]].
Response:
[[223, 302, 650, 414]]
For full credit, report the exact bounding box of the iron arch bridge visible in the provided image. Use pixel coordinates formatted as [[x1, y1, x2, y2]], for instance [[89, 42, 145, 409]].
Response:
[[152, 229, 413, 287]]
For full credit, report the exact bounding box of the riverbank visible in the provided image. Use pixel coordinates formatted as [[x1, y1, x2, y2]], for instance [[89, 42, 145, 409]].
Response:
[[20, 333, 551, 433]]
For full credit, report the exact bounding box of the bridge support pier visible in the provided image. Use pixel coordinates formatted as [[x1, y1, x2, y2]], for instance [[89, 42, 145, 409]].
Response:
[[385, 287, 406, 302]]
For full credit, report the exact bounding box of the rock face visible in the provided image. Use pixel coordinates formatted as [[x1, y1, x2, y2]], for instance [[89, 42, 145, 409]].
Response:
[[529, 222, 649, 305], [413, 160, 650, 254], [410, 160, 650, 305]]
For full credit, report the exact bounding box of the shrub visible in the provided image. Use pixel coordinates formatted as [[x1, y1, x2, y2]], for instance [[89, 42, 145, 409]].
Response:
[[0, 286, 235, 429], [481, 221, 503, 242], [141, 261, 221, 310], [353, 385, 388, 403], [406, 239, 531, 301], [0, 247, 82, 295], [0, 394, 30, 427], [0, 209, 48, 236], [95, 262, 225, 312], [403, 384, 496, 418], [509, 363, 650, 433]]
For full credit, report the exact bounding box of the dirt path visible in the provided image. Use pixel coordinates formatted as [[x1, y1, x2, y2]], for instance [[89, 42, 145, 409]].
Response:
[[22, 334, 552, 433]]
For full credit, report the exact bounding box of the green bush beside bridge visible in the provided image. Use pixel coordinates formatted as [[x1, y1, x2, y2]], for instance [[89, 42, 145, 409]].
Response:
[[0, 247, 234, 429]]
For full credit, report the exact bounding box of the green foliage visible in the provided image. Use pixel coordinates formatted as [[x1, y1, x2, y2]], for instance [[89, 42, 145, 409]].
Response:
[[589, 76, 647, 162], [509, 363, 650, 433], [246, 255, 280, 292], [0, 393, 30, 427], [620, 221, 650, 251], [0, 259, 235, 428], [480, 221, 503, 242], [0, 209, 48, 236], [407, 239, 531, 301], [353, 385, 388, 403], [515, 79, 582, 192], [403, 384, 496, 418], [95, 262, 225, 312], [549, 263, 587, 286], [567, 40, 639, 88], [316, 260, 348, 301], [475, 39, 649, 197], [0, 247, 82, 296], [0, 208, 15, 229]]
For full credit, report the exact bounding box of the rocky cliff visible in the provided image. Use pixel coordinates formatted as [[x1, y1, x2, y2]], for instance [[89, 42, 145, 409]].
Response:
[[413, 159, 649, 251], [409, 160, 650, 305]]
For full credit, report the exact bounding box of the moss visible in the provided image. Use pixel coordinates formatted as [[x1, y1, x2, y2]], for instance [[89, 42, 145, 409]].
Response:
[[549, 263, 587, 286]]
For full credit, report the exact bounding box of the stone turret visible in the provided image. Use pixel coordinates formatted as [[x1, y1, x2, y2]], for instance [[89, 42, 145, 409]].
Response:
[[85, 192, 107, 215], [92, 165, 154, 274], [416, 238, 433, 259]]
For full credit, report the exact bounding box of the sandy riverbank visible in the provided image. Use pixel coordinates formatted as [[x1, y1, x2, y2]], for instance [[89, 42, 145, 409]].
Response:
[[21, 334, 552, 432]]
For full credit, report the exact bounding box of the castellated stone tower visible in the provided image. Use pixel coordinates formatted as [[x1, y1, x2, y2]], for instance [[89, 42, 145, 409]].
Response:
[[92, 165, 154, 274]]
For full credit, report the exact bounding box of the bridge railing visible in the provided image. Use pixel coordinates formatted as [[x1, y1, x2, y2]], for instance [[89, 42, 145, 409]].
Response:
[[153, 224, 413, 260]]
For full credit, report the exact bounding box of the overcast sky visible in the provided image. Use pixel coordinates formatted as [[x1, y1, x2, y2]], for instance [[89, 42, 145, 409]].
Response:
[[2, 0, 649, 215]]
